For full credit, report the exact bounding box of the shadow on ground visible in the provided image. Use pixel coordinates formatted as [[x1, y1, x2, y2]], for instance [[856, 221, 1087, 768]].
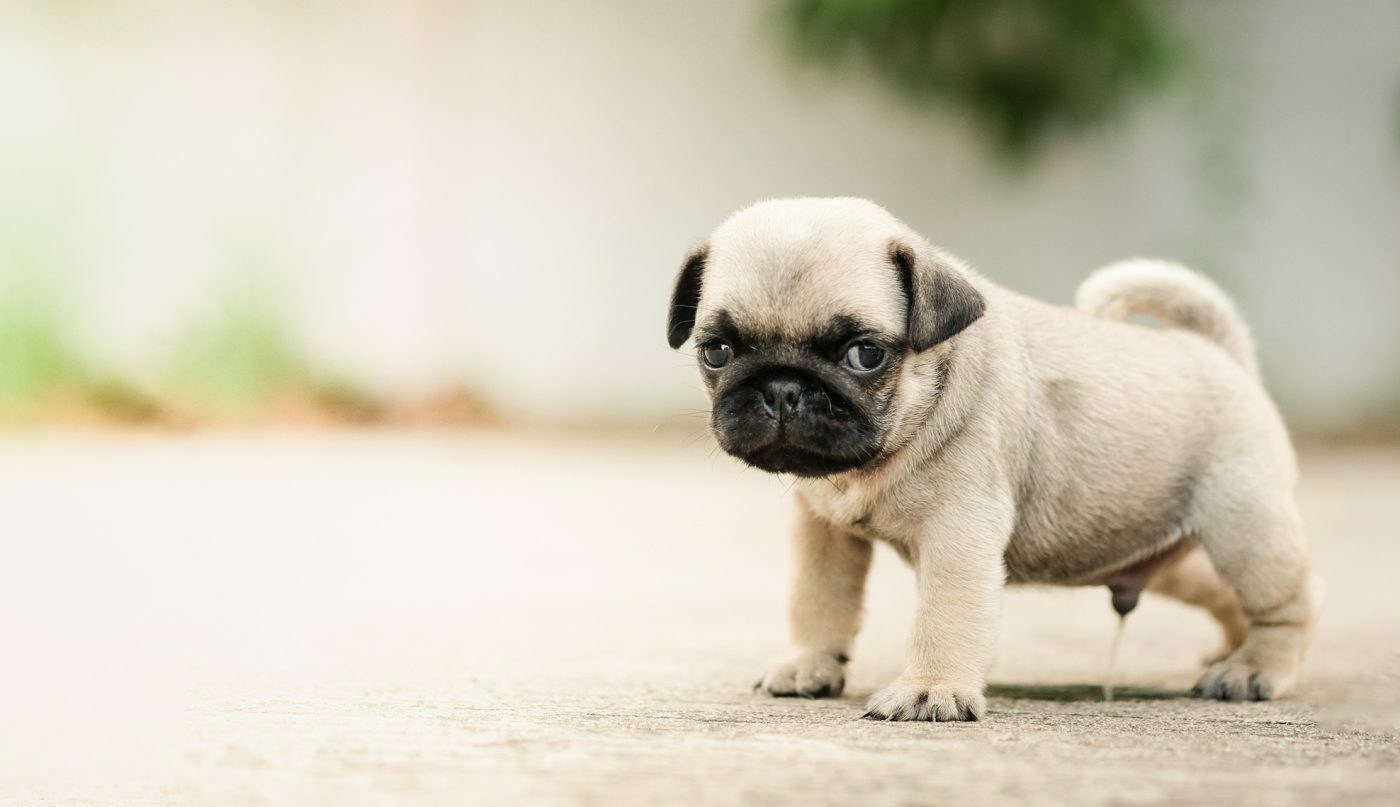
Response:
[[987, 683, 1192, 702]]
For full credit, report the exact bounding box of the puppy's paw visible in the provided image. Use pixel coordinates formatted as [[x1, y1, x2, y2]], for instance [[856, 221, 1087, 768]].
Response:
[[863, 676, 986, 722], [756, 650, 847, 698], [1193, 657, 1294, 702]]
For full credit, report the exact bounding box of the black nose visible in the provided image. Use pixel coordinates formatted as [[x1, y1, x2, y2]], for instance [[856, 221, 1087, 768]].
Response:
[[760, 376, 806, 419]]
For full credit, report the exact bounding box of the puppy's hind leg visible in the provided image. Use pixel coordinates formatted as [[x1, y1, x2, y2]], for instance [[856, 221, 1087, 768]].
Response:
[[1191, 497, 1320, 701], [1145, 545, 1250, 663]]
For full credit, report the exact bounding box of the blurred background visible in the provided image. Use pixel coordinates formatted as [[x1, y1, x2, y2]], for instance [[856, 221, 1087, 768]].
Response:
[[1, 0, 1397, 435]]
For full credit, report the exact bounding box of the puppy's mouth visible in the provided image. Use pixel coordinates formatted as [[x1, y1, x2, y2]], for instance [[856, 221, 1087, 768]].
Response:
[[736, 440, 871, 476], [711, 373, 882, 477]]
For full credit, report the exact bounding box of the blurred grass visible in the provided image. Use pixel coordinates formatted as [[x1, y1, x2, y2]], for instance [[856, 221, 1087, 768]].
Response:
[[167, 279, 305, 418], [0, 263, 166, 425], [0, 260, 490, 428], [0, 271, 86, 420]]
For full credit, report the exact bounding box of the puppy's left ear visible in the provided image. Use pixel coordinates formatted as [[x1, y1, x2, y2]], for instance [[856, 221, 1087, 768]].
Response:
[[891, 240, 986, 352], [666, 244, 708, 349]]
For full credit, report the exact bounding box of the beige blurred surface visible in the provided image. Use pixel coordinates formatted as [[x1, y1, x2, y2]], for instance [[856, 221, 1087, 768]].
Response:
[[1, 431, 1397, 806], [3, 0, 1399, 426]]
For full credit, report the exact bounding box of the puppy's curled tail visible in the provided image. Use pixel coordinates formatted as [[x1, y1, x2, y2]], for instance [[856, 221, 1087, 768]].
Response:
[[1076, 259, 1258, 378]]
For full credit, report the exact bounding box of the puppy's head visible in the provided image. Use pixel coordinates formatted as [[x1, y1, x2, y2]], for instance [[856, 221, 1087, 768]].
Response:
[[667, 198, 985, 477]]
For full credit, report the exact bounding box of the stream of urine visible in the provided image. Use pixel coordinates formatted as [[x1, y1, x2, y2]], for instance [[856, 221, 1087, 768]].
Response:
[[1103, 616, 1128, 702]]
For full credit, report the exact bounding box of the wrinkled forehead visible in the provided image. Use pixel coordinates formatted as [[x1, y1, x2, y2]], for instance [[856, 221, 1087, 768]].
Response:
[[695, 225, 907, 344]]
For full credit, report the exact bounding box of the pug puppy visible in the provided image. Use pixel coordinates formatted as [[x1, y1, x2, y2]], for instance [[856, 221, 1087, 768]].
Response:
[[666, 198, 1319, 721]]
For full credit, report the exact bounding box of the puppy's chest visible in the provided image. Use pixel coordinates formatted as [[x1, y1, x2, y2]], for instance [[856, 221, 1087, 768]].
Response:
[[799, 481, 915, 553]]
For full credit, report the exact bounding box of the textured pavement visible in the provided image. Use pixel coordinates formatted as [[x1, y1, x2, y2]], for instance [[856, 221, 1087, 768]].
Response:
[[2, 431, 1397, 805]]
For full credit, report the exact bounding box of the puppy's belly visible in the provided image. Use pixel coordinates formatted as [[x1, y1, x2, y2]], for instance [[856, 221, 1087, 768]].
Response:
[[1001, 449, 1199, 586], [1001, 517, 1189, 587]]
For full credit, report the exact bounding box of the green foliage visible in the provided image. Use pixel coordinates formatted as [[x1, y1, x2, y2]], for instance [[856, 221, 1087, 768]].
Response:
[[168, 281, 305, 415], [779, 0, 1182, 159], [0, 271, 86, 417]]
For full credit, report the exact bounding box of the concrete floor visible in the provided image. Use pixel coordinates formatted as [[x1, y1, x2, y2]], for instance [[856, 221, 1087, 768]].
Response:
[[2, 431, 1397, 806]]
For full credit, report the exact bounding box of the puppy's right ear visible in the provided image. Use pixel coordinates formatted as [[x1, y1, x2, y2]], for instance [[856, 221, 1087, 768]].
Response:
[[666, 244, 708, 349]]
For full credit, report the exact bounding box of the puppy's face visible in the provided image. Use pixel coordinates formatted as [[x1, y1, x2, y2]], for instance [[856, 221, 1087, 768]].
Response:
[[667, 198, 985, 477], [692, 309, 903, 476]]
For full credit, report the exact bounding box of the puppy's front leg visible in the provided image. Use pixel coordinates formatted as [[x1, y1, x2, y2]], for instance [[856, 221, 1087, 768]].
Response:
[[865, 496, 1012, 721], [757, 500, 872, 698]]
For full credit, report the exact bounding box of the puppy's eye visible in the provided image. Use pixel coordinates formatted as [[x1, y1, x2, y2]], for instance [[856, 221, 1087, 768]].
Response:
[[844, 340, 886, 372], [701, 341, 733, 369]]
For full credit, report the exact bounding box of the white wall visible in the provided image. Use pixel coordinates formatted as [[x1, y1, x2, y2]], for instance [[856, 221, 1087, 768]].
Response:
[[1, 0, 1396, 427]]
